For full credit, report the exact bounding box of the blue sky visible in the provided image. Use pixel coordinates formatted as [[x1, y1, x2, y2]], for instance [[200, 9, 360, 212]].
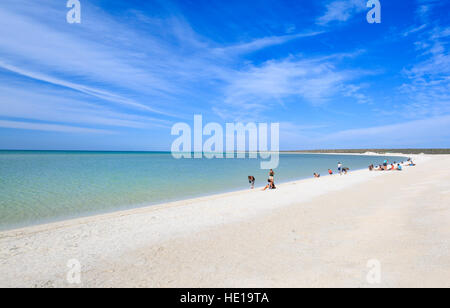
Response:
[[0, 0, 449, 150]]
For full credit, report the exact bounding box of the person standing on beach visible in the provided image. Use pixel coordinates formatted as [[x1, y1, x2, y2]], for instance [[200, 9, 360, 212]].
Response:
[[338, 162, 342, 175], [269, 169, 275, 181]]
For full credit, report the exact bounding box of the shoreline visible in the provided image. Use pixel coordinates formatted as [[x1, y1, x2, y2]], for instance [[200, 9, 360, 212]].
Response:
[[0, 165, 381, 237], [2, 153, 448, 288], [0, 152, 409, 233]]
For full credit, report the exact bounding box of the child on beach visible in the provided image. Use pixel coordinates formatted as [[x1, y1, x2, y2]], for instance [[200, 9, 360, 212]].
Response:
[[338, 162, 342, 175], [328, 169, 333, 175], [314, 173, 320, 178], [248, 176, 255, 189]]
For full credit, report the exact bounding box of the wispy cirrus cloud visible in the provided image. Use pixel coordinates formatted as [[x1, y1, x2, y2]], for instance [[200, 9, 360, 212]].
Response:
[[316, 0, 366, 26], [1, 0, 447, 150], [0, 83, 172, 130], [415, 0, 441, 22], [214, 52, 371, 120], [0, 61, 176, 117], [0, 4, 194, 115], [398, 1, 450, 119], [212, 30, 325, 56], [0, 0, 336, 134], [0, 120, 114, 134], [403, 24, 427, 37]]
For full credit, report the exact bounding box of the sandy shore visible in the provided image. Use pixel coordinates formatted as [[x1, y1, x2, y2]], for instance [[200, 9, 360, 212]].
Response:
[[1, 154, 449, 288]]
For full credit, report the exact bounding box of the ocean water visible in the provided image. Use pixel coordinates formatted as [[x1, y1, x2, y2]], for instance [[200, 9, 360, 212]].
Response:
[[0, 151, 406, 230]]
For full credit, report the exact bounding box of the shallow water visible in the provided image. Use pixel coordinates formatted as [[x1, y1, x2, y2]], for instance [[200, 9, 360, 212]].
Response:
[[0, 151, 405, 230]]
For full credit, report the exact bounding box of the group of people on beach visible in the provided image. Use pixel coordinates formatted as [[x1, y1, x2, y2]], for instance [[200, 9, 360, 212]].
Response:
[[248, 158, 416, 190], [249, 161, 351, 190], [369, 158, 416, 171], [248, 169, 276, 191], [315, 162, 350, 178]]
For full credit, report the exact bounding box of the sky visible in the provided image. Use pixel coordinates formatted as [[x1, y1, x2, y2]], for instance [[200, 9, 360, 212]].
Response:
[[0, 0, 449, 151]]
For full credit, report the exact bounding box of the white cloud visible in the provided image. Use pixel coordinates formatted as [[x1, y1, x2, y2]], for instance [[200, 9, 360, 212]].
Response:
[[400, 24, 450, 118], [0, 84, 171, 130], [215, 53, 370, 120], [0, 0, 332, 131], [212, 31, 324, 56], [316, 0, 366, 25], [0, 120, 114, 134], [0, 61, 174, 116], [403, 24, 427, 37], [0, 4, 192, 121]]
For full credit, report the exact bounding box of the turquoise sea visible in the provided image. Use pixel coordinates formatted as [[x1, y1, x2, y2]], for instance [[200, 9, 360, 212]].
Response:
[[0, 151, 406, 230]]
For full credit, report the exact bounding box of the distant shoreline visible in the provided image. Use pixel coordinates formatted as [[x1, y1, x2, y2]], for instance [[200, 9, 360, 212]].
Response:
[[1, 148, 449, 154]]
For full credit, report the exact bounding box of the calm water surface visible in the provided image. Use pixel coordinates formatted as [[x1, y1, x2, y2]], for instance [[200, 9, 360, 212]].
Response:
[[0, 151, 406, 230]]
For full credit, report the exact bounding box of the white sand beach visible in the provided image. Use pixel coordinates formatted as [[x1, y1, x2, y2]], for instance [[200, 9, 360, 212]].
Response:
[[1, 153, 449, 288]]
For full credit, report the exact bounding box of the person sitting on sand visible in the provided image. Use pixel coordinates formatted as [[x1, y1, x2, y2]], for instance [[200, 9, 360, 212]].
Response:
[[263, 178, 276, 191], [342, 167, 350, 174], [408, 161, 416, 166], [369, 164, 374, 171], [248, 176, 255, 189], [314, 173, 320, 178], [397, 164, 402, 171], [328, 169, 333, 175]]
